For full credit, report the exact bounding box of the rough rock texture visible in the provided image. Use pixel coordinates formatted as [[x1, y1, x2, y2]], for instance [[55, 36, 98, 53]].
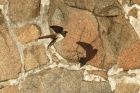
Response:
[[14, 24, 41, 44], [53, 9, 104, 68], [98, 15, 138, 69], [49, 1, 104, 68], [0, 0, 4, 4], [0, 86, 18, 93], [128, 7, 138, 18], [8, 0, 41, 23], [52, 53, 60, 63], [118, 39, 140, 70], [64, 0, 122, 16], [115, 83, 139, 93], [20, 68, 112, 93], [48, 0, 138, 69], [0, 10, 21, 81], [121, 0, 130, 4], [24, 45, 49, 71], [132, 0, 140, 4], [93, 0, 122, 16], [64, 0, 95, 11], [0, 0, 140, 92], [89, 70, 108, 80]]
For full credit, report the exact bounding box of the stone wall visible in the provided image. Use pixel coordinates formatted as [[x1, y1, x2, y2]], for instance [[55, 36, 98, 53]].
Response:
[[0, 0, 140, 93]]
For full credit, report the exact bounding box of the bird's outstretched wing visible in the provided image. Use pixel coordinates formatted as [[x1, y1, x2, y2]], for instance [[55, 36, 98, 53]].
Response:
[[38, 34, 56, 39], [47, 37, 57, 49], [50, 26, 63, 33]]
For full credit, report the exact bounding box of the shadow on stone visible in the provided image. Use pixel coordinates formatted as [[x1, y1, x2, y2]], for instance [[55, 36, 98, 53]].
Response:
[[77, 42, 98, 67]]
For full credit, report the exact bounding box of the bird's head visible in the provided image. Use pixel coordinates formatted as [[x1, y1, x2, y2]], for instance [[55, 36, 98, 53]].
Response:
[[61, 31, 68, 37]]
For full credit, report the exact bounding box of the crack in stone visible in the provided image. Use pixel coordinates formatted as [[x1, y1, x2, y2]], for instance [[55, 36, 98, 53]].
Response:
[[0, 33, 10, 51], [75, 24, 87, 61], [92, 11, 120, 17], [95, 16, 106, 69], [64, 2, 93, 12], [58, 8, 67, 25]]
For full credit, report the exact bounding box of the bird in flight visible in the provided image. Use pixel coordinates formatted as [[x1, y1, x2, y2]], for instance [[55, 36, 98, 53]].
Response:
[[38, 25, 68, 49]]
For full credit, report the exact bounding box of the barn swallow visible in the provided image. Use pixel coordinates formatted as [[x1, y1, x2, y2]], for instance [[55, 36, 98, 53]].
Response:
[[38, 25, 67, 49]]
